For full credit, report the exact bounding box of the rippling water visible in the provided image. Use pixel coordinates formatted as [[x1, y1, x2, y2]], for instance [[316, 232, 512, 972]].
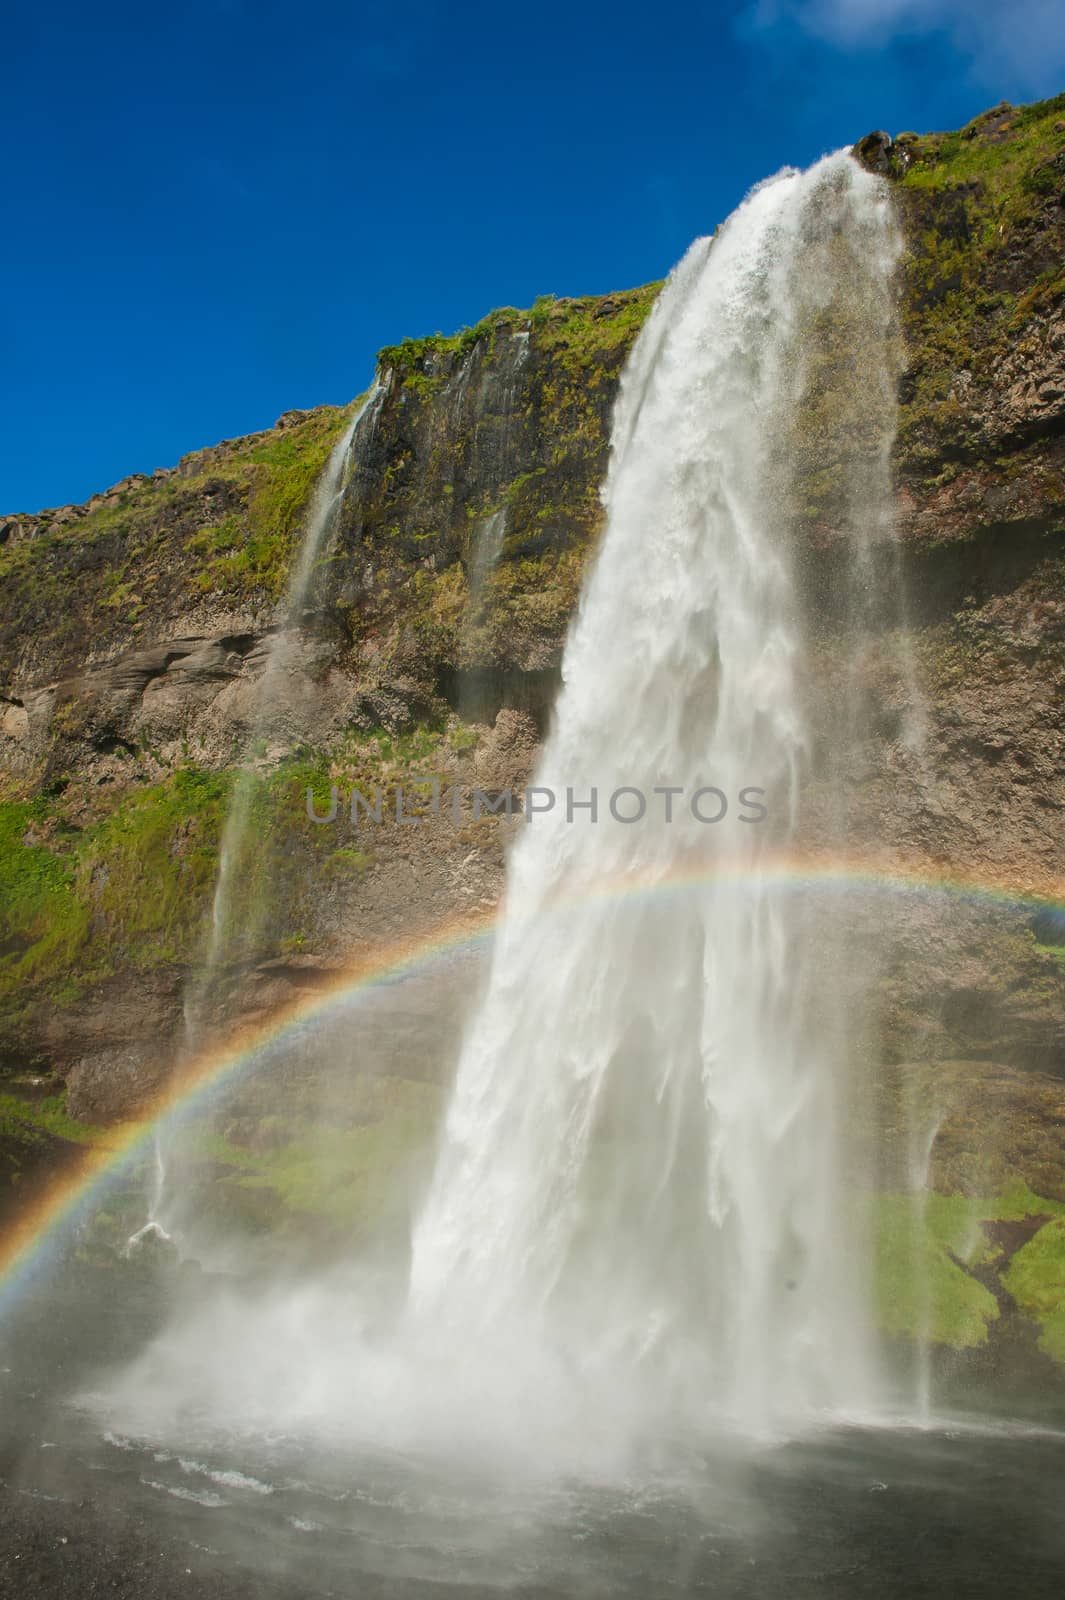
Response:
[[2, 1271, 1064, 1599]]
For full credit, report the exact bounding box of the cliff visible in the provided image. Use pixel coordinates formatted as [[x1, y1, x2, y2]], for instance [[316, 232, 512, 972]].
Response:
[[2, 94, 1065, 1375]]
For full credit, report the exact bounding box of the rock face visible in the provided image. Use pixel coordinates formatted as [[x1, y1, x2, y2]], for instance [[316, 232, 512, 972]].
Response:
[[1, 95, 1065, 1366]]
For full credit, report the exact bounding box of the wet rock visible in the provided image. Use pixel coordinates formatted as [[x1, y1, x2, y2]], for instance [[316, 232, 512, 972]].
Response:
[[472, 707, 540, 793], [854, 129, 895, 175]]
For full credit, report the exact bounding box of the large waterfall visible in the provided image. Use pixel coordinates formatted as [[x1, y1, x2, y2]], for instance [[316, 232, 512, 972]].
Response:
[[406, 153, 902, 1436], [103, 152, 907, 1466]]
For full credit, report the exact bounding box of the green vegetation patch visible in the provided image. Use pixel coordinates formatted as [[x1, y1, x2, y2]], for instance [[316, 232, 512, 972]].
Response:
[[0, 800, 90, 999], [0, 403, 357, 682], [875, 1191, 1000, 1348], [0, 1089, 106, 1149], [0, 766, 237, 1012], [0, 1086, 107, 1203], [76, 765, 231, 972], [894, 93, 1065, 472], [531, 285, 662, 378], [1004, 1217, 1065, 1362], [377, 285, 659, 393], [189, 406, 356, 596], [900, 93, 1065, 201], [166, 1075, 441, 1241], [0, 717, 485, 1023], [873, 1181, 1065, 1352]]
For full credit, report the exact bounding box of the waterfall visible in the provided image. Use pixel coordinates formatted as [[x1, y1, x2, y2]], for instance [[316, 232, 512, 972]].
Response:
[[193, 384, 383, 985], [406, 154, 904, 1437], [107, 155, 921, 1467], [135, 386, 383, 1249], [909, 1109, 944, 1426]]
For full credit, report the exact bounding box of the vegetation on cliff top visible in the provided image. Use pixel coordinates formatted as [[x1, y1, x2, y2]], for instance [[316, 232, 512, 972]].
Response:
[[893, 92, 1065, 474], [0, 404, 355, 682], [376, 284, 659, 386]]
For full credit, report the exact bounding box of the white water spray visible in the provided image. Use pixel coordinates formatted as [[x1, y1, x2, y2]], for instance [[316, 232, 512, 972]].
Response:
[[467, 507, 508, 603], [406, 155, 903, 1436], [109, 155, 914, 1464], [908, 1107, 944, 1425]]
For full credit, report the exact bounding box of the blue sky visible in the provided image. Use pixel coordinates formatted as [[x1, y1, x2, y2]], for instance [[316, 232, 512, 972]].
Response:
[[5, 0, 1065, 511]]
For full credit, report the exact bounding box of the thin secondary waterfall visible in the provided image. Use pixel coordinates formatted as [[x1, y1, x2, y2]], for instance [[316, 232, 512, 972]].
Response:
[[134, 387, 382, 1249], [193, 384, 383, 988], [407, 154, 904, 1434]]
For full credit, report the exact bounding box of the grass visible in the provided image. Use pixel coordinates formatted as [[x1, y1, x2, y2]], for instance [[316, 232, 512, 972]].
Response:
[[894, 92, 1065, 472], [874, 1192, 999, 1348], [533, 284, 661, 378], [0, 801, 89, 1001], [0, 1090, 106, 1148], [77, 766, 230, 971], [1004, 1218, 1065, 1361], [0, 1088, 107, 1201], [900, 93, 1065, 203], [377, 285, 659, 391], [0, 716, 487, 1020], [873, 1182, 1065, 1352], [189, 405, 357, 597], [0, 403, 357, 684], [162, 1076, 441, 1237], [0, 766, 237, 1009]]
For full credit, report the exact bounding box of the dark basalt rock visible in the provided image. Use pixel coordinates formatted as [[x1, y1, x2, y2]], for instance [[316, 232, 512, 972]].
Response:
[[854, 128, 896, 175]]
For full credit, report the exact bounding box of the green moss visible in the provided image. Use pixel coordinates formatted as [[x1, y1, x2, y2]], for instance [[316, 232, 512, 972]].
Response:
[[533, 284, 661, 378], [0, 801, 89, 1002], [377, 286, 659, 395], [0, 1090, 105, 1148], [0, 1087, 106, 1199], [190, 404, 357, 598], [0, 718, 490, 1027], [0, 404, 358, 684], [377, 308, 522, 393], [874, 1192, 1000, 1348], [231, 1106, 433, 1227], [895, 93, 1065, 471], [458, 543, 588, 667], [77, 766, 230, 971], [901, 94, 1065, 201], [872, 1182, 1065, 1351], [1003, 1217, 1065, 1361], [324, 845, 371, 876], [167, 1076, 440, 1237], [0, 768, 231, 1013]]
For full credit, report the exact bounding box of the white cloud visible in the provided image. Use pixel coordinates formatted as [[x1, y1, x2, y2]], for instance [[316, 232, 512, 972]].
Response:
[[749, 0, 1065, 96]]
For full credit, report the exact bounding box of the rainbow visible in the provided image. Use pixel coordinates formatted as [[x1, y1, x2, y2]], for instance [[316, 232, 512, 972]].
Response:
[[2, 847, 1062, 1309]]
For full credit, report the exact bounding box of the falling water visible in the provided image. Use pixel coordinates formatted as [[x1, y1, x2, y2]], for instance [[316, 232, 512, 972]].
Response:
[[466, 507, 508, 608], [137, 386, 383, 1247], [406, 155, 904, 1437], [909, 1109, 944, 1424], [195, 384, 383, 976], [465, 326, 529, 601], [108, 154, 919, 1465]]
